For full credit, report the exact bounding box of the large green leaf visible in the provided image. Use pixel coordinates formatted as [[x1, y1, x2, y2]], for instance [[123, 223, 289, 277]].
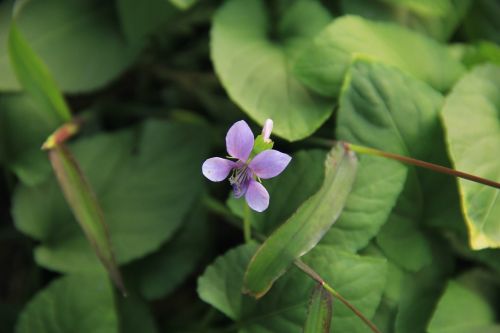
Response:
[[125, 201, 212, 300], [428, 281, 497, 333], [337, 59, 445, 271], [293, 15, 464, 97], [211, 0, 335, 141], [13, 120, 209, 273], [441, 64, 500, 250], [0, 0, 138, 93], [243, 144, 358, 298], [198, 243, 387, 333], [0, 94, 55, 185], [341, 0, 471, 42], [16, 272, 118, 333]]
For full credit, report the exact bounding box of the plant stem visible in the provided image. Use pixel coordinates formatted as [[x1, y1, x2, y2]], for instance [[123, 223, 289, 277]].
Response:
[[294, 260, 381, 333], [345, 142, 500, 189], [243, 204, 252, 243]]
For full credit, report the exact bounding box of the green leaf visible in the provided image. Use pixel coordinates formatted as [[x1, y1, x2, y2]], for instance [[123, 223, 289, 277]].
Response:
[[211, 0, 335, 141], [441, 64, 500, 250], [341, 0, 472, 42], [228, 151, 407, 253], [169, 0, 197, 10], [125, 201, 212, 300], [337, 59, 445, 271], [320, 154, 407, 252], [0, 94, 56, 185], [293, 15, 464, 97], [243, 144, 358, 298], [0, 1, 18, 91], [117, 294, 158, 333], [198, 243, 387, 333], [464, 0, 500, 44], [117, 0, 176, 43], [8, 23, 71, 122], [16, 272, 119, 333], [304, 285, 332, 333], [428, 281, 496, 333], [13, 120, 209, 273], [1, 0, 139, 93]]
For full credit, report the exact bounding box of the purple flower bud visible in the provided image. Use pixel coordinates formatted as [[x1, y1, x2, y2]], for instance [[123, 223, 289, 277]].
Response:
[[261, 119, 273, 143], [201, 120, 291, 212]]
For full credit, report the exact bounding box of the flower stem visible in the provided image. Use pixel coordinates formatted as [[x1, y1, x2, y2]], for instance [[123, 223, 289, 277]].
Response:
[[243, 204, 252, 243], [344, 142, 500, 189]]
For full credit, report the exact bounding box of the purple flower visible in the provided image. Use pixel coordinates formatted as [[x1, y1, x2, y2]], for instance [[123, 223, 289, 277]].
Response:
[[202, 120, 291, 212]]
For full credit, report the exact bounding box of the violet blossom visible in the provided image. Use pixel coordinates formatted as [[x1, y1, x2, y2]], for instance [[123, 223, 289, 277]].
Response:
[[202, 120, 291, 212]]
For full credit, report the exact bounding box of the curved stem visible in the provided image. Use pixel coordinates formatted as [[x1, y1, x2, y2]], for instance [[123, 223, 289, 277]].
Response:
[[345, 142, 500, 189], [295, 259, 381, 333]]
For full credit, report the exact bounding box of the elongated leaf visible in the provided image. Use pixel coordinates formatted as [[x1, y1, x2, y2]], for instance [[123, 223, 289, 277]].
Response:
[[48, 144, 124, 292], [338, 59, 445, 271], [441, 64, 500, 250], [16, 272, 118, 333], [8, 23, 71, 122], [13, 120, 209, 273], [304, 285, 332, 333], [211, 0, 334, 141], [243, 144, 357, 298], [293, 15, 464, 97], [198, 244, 386, 333]]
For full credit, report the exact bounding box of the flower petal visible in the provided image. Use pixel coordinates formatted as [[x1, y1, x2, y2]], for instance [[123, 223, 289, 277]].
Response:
[[245, 180, 269, 212], [202, 157, 236, 182], [226, 120, 254, 161], [249, 149, 292, 179]]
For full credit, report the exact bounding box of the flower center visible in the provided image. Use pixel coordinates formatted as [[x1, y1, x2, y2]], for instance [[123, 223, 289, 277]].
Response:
[[229, 164, 253, 197]]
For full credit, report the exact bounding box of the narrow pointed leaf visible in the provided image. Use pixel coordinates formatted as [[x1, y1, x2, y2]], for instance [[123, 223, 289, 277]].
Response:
[[304, 284, 333, 333], [8, 23, 71, 122], [48, 144, 125, 293], [243, 143, 358, 298], [441, 64, 500, 250]]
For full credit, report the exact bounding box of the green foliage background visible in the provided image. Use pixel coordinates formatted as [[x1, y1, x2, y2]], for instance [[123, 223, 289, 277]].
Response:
[[0, 0, 499, 332]]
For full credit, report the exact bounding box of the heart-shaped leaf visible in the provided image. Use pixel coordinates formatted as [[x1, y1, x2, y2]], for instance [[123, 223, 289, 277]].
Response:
[[293, 15, 464, 97], [337, 59, 445, 271], [211, 0, 335, 141], [13, 120, 209, 273], [16, 272, 118, 333]]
